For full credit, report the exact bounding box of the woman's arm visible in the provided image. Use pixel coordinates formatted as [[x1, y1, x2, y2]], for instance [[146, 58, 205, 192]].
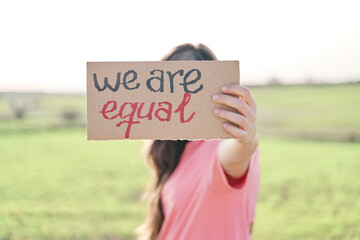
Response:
[[212, 85, 259, 179]]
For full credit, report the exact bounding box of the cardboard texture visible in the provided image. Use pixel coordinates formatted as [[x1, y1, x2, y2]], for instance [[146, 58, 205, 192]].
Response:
[[87, 61, 240, 140]]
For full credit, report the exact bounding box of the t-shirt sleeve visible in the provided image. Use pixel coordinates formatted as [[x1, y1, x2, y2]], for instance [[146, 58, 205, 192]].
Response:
[[207, 141, 260, 193]]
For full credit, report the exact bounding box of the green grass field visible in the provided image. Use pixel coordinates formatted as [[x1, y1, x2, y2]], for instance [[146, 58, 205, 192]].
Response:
[[252, 84, 360, 141], [0, 84, 359, 239], [0, 130, 359, 240], [0, 130, 147, 240]]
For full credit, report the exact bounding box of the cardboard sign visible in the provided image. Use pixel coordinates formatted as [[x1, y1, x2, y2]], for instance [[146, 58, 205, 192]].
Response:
[[87, 61, 239, 140]]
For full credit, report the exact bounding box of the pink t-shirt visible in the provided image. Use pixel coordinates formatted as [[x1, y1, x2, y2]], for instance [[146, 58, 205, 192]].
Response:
[[159, 140, 260, 240]]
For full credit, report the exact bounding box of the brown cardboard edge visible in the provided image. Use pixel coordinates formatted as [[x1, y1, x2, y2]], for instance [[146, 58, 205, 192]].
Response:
[[86, 62, 91, 141]]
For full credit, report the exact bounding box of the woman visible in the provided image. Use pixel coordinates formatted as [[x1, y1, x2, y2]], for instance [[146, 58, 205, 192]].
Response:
[[137, 44, 260, 240]]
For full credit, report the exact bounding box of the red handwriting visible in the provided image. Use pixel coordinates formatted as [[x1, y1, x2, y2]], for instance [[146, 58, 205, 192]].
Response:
[[99, 92, 195, 138]]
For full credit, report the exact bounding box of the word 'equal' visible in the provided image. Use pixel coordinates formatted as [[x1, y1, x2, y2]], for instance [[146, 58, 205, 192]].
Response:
[[100, 92, 195, 138]]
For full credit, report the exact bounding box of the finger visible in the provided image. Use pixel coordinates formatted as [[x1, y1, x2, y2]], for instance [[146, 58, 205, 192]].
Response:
[[222, 122, 248, 141], [212, 94, 256, 121], [221, 85, 257, 111], [214, 108, 252, 132]]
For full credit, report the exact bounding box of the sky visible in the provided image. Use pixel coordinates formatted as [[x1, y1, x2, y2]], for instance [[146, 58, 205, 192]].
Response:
[[0, 0, 359, 93]]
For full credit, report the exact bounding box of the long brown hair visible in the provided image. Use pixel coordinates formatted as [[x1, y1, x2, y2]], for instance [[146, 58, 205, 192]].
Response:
[[137, 43, 217, 240]]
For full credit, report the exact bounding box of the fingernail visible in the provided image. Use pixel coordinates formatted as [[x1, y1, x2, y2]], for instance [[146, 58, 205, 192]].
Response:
[[214, 108, 221, 114], [212, 94, 220, 100], [223, 123, 230, 128], [222, 85, 230, 91]]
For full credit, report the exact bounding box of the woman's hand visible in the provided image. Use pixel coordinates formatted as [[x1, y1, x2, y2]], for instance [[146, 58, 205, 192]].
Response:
[[213, 85, 258, 146], [212, 85, 259, 179]]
